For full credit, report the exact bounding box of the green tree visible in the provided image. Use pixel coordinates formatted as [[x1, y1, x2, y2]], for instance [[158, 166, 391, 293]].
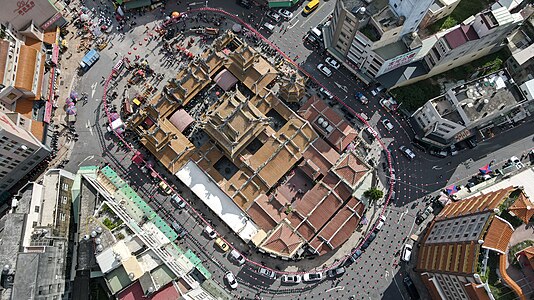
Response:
[[440, 16, 457, 30], [364, 187, 384, 202]]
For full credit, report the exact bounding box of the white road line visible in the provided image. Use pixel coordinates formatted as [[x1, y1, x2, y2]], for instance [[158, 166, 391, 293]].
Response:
[[391, 267, 406, 300], [91, 82, 98, 98], [86, 120, 94, 136], [326, 286, 344, 292], [300, 10, 322, 28], [288, 19, 300, 29], [78, 155, 95, 166]]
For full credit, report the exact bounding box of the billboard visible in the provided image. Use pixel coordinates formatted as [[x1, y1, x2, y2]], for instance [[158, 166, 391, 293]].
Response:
[[376, 48, 420, 76]]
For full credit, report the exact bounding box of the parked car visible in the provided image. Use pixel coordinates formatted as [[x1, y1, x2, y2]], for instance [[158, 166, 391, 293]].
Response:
[[365, 127, 378, 139], [430, 149, 448, 158], [319, 87, 334, 100], [303, 272, 323, 282], [224, 271, 238, 289], [171, 194, 186, 209], [258, 267, 277, 279], [371, 86, 384, 96], [466, 138, 478, 148], [204, 225, 217, 239], [326, 267, 345, 278], [277, 8, 293, 19], [381, 118, 394, 131], [171, 222, 187, 239], [415, 205, 434, 225], [229, 249, 246, 265], [237, 0, 252, 8], [266, 11, 282, 22], [355, 92, 368, 104], [317, 64, 332, 77], [349, 249, 363, 263], [361, 232, 377, 250], [158, 181, 172, 195], [215, 237, 230, 252], [281, 274, 302, 284], [403, 276, 421, 300], [399, 146, 416, 160], [509, 156, 524, 169], [401, 244, 413, 262], [325, 57, 340, 69], [375, 215, 387, 231], [263, 22, 275, 33], [449, 144, 459, 156]]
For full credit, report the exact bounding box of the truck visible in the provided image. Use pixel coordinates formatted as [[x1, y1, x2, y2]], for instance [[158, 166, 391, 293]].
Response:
[[79, 49, 100, 72]]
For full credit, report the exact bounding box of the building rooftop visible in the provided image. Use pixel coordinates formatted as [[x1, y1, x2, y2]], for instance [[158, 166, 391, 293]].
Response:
[[449, 70, 523, 124], [508, 192, 534, 223], [443, 25, 479, 49], [481, 216, 514, 254]]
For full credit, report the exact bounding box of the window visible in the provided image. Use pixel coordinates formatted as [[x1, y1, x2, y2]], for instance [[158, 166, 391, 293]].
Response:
[[62, 183, 69, 191], [32, 221, 37, 228], [62, 196, 67, 204], [34, 206, 40, 213]]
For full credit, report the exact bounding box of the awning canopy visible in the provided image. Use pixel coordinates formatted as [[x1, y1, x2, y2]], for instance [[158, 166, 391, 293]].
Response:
[[214, 69, 238, 91], [168, 109, 194, 132], [479, 164, 492, 174], [124, 0, 151, 10]]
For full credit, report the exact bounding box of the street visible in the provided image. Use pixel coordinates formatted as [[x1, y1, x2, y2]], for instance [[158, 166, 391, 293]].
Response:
[[61, 1, 534, 299]]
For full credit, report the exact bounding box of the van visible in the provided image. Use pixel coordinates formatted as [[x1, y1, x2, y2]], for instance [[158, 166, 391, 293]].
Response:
[[263, 22, 275, 33], [304, 0, 319, 14]]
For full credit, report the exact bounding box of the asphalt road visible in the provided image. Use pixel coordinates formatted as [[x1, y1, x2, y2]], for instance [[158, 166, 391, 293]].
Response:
[[62, 1, 534, 299]]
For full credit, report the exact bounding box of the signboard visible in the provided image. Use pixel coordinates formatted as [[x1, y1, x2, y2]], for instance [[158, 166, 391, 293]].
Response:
[[376, 48, 420, 76], [41, 11, 62, 30], [44, 68, 56, 124], [51, 44, 59, 65]]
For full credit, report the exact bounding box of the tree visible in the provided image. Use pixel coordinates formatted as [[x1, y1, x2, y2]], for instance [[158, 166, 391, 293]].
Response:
[[364, 187, 383, 202]]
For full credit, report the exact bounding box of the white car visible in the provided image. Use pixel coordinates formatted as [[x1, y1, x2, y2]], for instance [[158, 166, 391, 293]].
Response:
[[204, 225, 217, 239], [450, 144, 459, 156], [229, 249, 246, 266], [266, 11, 281, 22], [401, 244, 413, 262], [389, 168, 396, 183], [319, 87, 334, 100], [510, 156, 524, 169], [371, 86, 384, 96], [381, 118, 394, 131], [325, 57, 340, 69], [365, 127, 378, 138], [303, 272, 323, 282], [317, 64, 332, 77], [375, 215, 387, 231], [399, 146, 416, 160], [171, 194, 186, 209], [224, 271, 238, 289], [258, 267, 277, 279], [281, 274, 301, 284], [277, 9, 293, 19]]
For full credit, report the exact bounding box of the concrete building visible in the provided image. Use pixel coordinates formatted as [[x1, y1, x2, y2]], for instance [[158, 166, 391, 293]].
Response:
[[0, 22, 63, 143], [325, 0, 526, 88], [69, 166, 227, 300], [0, 110, 50, 196], [0, 169, 75, 300], [410, 69, 526, 148], [506, 13, 534, 85], [0, 0, 67, 32], [417, 186, 530, 300], [419, 0, 461, 29]]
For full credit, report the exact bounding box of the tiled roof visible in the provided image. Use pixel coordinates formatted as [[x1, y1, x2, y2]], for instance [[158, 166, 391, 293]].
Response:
[[260, 222, 305, 257], [482, 216, 514, 254], [499, 254, 527, 300], [464, 283, 491, 300], [508, 192, 534, 224], [14, 45, 38, 92], [416, 241, 479, 274], [333, 151, 370, 188], [437, 187, 515, 220], [519, 246, 534, 269]]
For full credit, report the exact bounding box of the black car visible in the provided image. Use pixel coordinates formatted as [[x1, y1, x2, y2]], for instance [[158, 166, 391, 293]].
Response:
[[361, 232, 377, 250], [403, 276, 420, 300], [237, 0, 252, 8], [466, 138, 478, 148]]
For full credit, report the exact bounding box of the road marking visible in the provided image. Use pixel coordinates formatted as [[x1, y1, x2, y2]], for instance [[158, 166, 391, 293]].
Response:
[[397, 208, 408, 224], [78, 155, 95, 166], [91, 82, 98, 98], [288, 19, 300, 29], [326, 286, 344, 292], [391, 268, 406, 300], [385, 270, 389, 279], [432, 165, 443, 170], [86, 120, 94, 136], [335, 82, 348, 93]]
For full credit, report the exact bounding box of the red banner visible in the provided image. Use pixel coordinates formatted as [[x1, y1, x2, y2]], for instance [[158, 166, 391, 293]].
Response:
[[44, 68, 56, 124], [52, 44, 59, 65]]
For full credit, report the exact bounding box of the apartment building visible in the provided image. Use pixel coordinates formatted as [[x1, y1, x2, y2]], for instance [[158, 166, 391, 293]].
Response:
[[325, 0, 526, 88], [506, 13, 534, 85], [0, 110, 50, 195], [419, 0, 461, 29], [325, 0, 434, 82], [0, 169, 75, 300], [410, 69, 526, 148]]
